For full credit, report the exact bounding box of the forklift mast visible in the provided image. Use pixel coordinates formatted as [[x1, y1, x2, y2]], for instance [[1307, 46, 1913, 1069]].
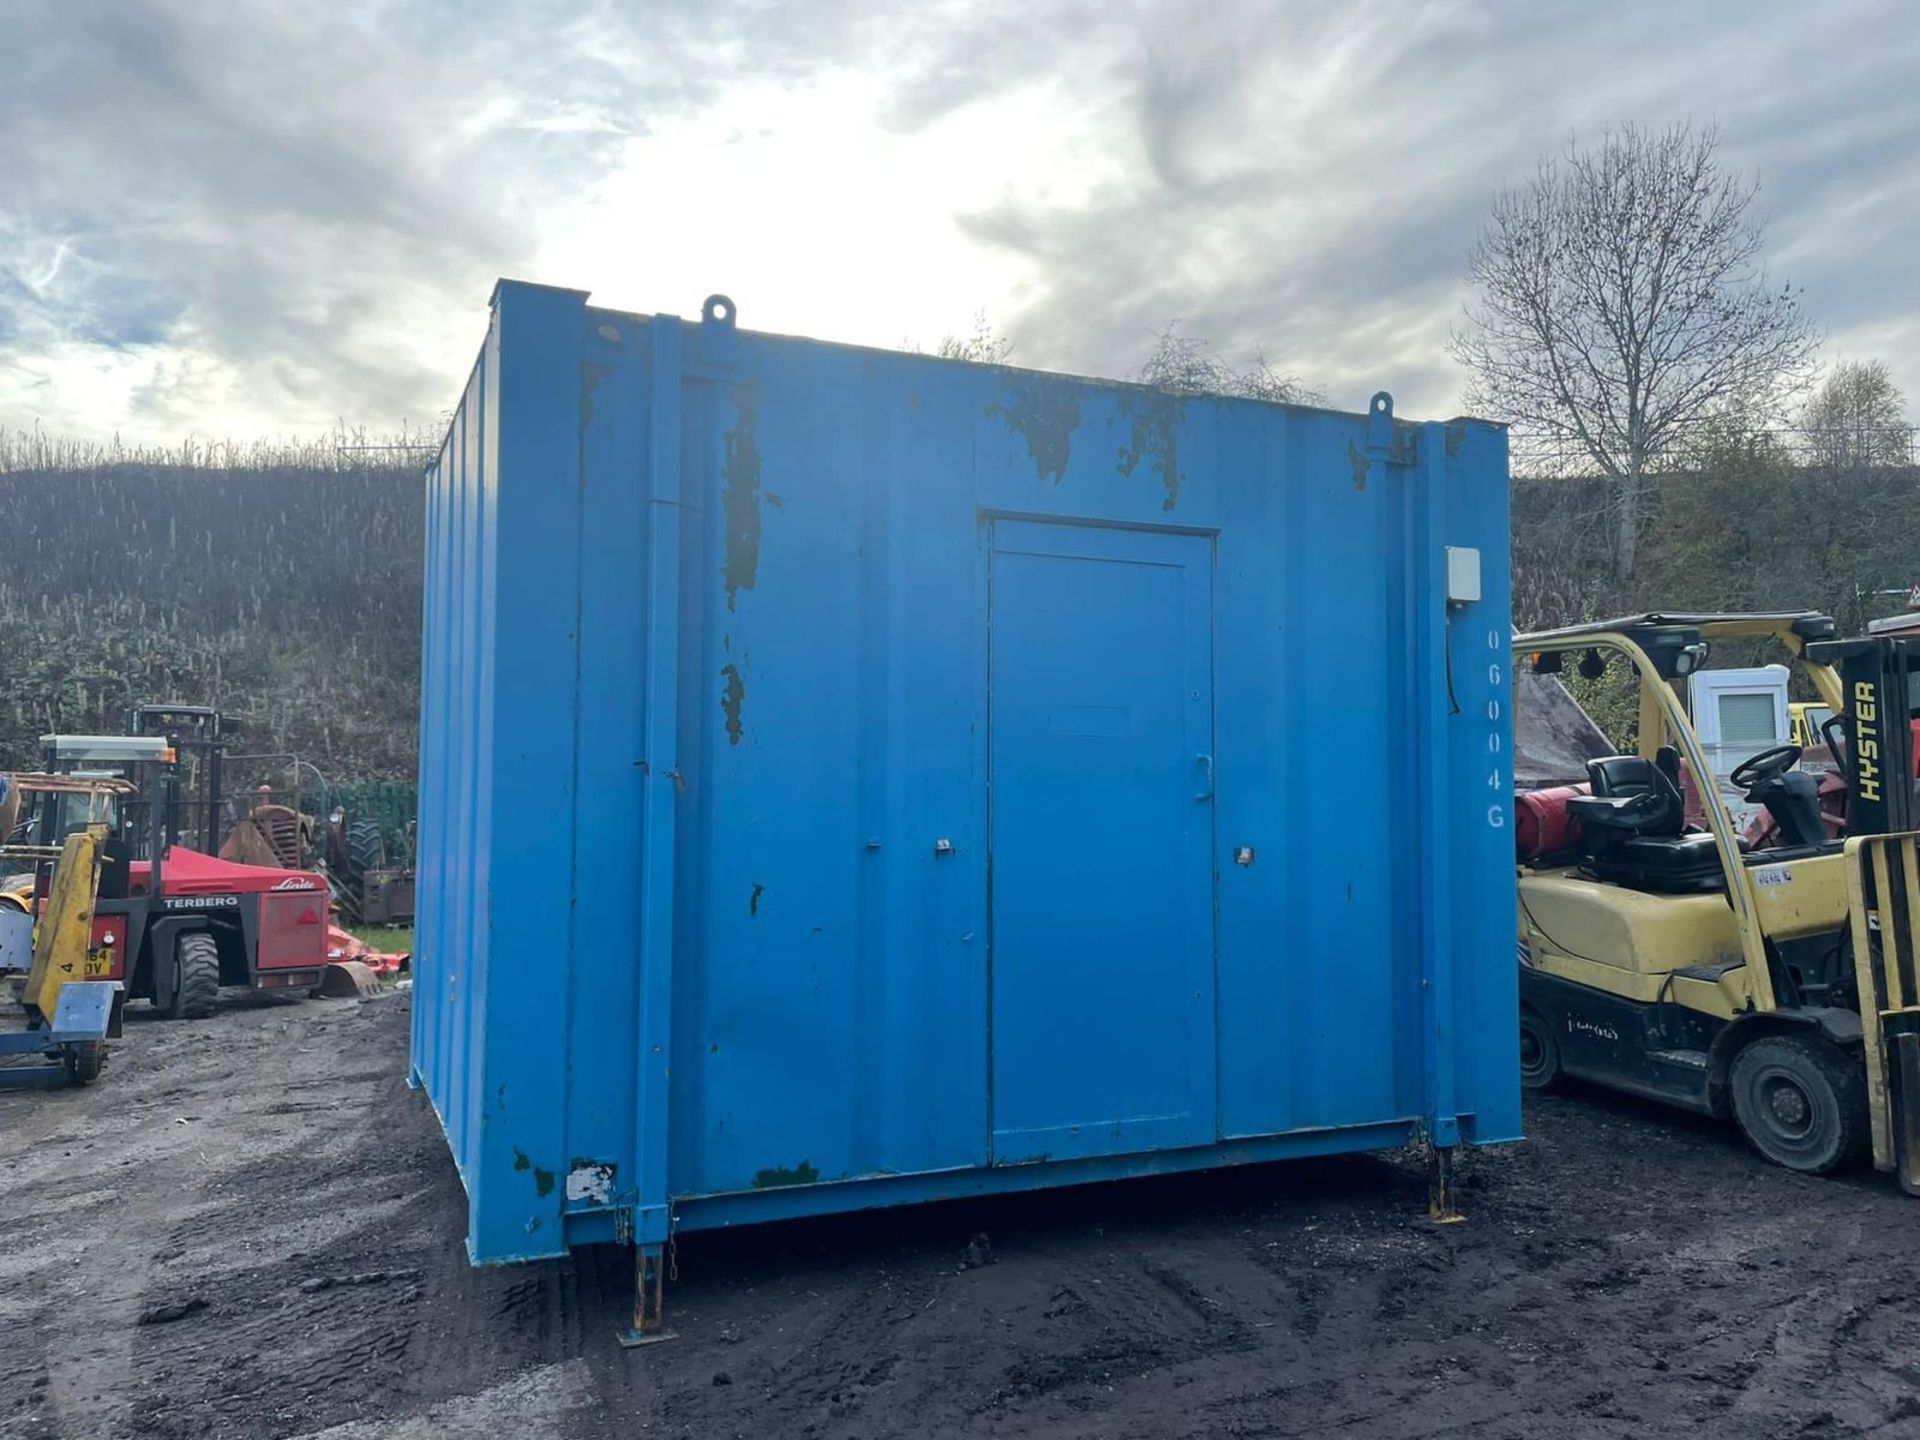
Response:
[[1806, 636, 1920, 835], [1804, 632, 1920, 1194], [131, 704, 239, 857]]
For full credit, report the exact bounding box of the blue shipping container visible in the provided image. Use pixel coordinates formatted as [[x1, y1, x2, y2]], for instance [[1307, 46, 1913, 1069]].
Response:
[[413, 282, 1519, 1322]]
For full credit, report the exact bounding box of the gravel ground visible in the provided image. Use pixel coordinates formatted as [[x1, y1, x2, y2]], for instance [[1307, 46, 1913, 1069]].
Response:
[[5, 989, 1920, 1439]]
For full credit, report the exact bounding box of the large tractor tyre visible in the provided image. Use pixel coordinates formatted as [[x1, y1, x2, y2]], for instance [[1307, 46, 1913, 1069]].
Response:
[[64, 1041, 106, 1086], [345, 818, 386, 882], [1729, 1034, 1869, 1175], [1518, 1007, 1562, 1092], [169, 932, 221, 1021]]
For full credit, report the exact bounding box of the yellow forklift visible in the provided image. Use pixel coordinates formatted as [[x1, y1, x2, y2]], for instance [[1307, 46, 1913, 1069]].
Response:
[[0, 820, 122, 1086], [1512, 612, 1920, 1189], [2, 772, 136, 913]]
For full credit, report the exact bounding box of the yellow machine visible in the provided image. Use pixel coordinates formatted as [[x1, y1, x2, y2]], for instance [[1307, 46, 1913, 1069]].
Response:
[[1790, 701, 1837, 750], [0, 822, 122, 1086], [1, 773, 133, 915], [1514, 612, 1920, 1186]]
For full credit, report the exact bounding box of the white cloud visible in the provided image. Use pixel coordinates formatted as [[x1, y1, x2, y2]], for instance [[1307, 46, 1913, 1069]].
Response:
[[1, 0, 1915, 440]]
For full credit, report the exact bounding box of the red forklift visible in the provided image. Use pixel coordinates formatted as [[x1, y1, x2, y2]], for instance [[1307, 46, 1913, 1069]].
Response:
[[20, 705, 330, 1018]]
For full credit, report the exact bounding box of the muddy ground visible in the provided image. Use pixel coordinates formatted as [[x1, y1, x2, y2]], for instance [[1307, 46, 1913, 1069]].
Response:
[[5, 991, 1920, 1439]]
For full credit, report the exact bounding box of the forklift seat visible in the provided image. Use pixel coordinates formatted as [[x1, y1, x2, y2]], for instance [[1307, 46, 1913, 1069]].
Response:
[[1589, 754, 1686, 835], [1568, 753, 1728, 894]]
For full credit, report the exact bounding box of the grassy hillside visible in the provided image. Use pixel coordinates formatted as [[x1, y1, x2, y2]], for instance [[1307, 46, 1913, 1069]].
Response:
[[0, 432, 423, 781], [1513, 446, 1920, 635]]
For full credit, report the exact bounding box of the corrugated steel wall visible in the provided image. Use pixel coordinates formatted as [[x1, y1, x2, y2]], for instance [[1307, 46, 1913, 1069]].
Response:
[[414, 281, 1518, 1265]]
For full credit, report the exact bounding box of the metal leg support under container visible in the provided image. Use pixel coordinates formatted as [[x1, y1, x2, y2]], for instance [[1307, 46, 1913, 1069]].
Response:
[[1427, 1145, 1465, 1224], [616, 1244, 674, 1347]]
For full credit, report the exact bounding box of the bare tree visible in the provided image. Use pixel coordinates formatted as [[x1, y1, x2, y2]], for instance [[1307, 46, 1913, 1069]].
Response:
[[1136, 321, 1322, 405], [1452, 123, 1818, 580], [933, 310, 1014, 365], [1801, 359, 1912, 470], [1136, 321, 1227, 394], [1235, 350, 1324, 406], [900, 311, 1014, 365]]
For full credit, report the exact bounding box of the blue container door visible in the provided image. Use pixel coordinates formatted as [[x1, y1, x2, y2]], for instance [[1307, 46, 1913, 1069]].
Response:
[[987, 519, 1217, 1164]]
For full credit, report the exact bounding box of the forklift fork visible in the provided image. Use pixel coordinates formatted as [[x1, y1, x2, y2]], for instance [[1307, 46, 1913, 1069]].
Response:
[[1846, 833, 1920, 1194]]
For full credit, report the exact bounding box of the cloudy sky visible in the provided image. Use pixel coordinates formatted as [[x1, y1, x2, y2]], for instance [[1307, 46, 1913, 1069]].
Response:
[[2, 0, 1915, 443]]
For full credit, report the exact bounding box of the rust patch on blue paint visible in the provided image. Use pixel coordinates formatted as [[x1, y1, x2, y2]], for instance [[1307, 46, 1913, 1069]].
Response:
[[721, 663, 746, 745], [723, 381, 763, 610], [753, 1160, 821, 1189], [1115, 391, 1184, 511], [533, 1166, 555, 1198], [580, 361, 612, 433], [989, 381, 1081, 484], [1391, 421, 1421, 466], [1348, 440, 1368, 492], [749, 881, 764, 916], [513, 1148, 530, 1172]]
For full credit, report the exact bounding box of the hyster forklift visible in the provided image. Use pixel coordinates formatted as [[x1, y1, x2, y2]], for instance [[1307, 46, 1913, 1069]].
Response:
[[1513, 612, 1920, 1189], [16, 721, 330, 1018]]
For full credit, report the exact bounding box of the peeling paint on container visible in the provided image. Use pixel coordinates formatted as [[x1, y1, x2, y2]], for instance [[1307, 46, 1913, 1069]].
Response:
[[988, 379, 1081, 484], [412, 280, 1519, 1265], [566, 1162, 616, 1205], [719, 664, 745, 746], [1115, 389, 1184, 511]]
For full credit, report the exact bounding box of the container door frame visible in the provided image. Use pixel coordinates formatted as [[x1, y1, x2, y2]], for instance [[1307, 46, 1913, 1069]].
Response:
[[984, 515, 1220, 1165]]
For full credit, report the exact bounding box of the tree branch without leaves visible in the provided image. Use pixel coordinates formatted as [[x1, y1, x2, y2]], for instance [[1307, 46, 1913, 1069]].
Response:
[[1450, 123, 1818, 580], [1136, 322, 1324, 406]]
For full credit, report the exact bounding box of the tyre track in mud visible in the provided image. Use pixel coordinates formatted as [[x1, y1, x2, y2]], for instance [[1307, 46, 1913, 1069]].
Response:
[[0, 1004, 279, 1440], [10, 996, 1920, 1437]]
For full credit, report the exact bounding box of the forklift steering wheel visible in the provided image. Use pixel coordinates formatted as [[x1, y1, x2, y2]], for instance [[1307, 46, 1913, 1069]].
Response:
[[1730, 743, 1802, 790]]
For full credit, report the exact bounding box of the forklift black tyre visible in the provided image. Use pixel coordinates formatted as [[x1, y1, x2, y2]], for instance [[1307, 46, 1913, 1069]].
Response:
[[1729, 1035, 1868, 1175], [169, 932, 220, 1021], [1519, 1007, 1561, 1091], [64, 1041, 105, 1086]]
